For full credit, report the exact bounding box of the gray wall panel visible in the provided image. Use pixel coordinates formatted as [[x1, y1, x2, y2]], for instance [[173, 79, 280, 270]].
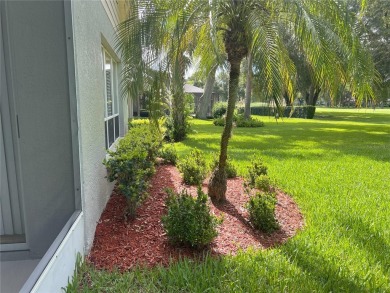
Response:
[[4, 1, 75, 257]]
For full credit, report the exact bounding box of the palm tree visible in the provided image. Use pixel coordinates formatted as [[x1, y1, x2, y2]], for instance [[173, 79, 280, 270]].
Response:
[[243, 50, 253, 119], [118, 0, 377, 201], [117, 0, 198, 141]]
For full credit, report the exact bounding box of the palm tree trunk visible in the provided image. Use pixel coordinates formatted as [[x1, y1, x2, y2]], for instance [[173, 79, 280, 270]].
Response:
[[136, 95, 140, 117], [172, 55, 187, 141], [196, 65, 217, 119], [172, 90, 186, 141], [305, 86, 321, 119], [244, 52, 253, 119], [208, 60, 241, 202]]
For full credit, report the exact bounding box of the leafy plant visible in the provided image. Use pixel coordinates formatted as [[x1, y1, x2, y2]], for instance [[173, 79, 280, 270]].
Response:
[[235, 115, 264, 128], [213, 114, 264, 128], [212, 154, 237, 179], [103, 124, 163, 219], [163, 115, 191, 142], [255, 175, 271, 192], [128, 118, 150, 129], [159, 143, 178, 165], [178, 148, 207, 185], [247, 156, 268, 187], [213, 116, 225, 126], [212, 102, 228, 118], [162, 187, 221, 248], [246, 192, 279, 233]]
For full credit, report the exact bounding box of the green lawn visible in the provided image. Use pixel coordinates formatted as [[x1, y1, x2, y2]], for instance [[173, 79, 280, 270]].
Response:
[[67, 108, 390, 292]]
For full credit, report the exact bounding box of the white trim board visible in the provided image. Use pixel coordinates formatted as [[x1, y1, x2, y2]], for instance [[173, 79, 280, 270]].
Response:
[[20, 212, 85, 293]]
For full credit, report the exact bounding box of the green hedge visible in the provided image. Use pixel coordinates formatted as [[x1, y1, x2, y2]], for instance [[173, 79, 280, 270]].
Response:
[[103, 124, 163, 219], [238, 106, 316, 119]]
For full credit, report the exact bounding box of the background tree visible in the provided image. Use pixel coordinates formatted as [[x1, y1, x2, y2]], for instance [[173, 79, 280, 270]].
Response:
[[117, 0, 199, 141], [191, 22, 226, 119], [349, 0, 389, 104]]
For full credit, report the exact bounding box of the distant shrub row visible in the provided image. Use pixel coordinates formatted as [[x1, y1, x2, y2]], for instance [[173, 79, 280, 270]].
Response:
[[212, 102, 316, 119], [213, 114, 264, 128], [237, 105, 316, 119]]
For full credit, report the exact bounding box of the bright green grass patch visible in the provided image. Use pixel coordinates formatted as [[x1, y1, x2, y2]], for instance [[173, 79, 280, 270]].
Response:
[[67, 108, 390, 292]]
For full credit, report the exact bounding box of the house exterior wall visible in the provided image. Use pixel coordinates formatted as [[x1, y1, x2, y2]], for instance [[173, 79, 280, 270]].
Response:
[[72, 0, 128, 252]]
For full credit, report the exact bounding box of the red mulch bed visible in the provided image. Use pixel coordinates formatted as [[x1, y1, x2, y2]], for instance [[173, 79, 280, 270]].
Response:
[[88, 164, 304, 271]]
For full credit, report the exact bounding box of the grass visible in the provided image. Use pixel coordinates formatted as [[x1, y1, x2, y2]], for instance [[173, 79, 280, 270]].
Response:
[[66, 108, 390, 292]]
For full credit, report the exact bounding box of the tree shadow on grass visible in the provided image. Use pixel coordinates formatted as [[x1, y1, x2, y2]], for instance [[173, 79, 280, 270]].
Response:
[[279, 213, 390, 292], [281, 241, 368, 292], [337, 214, 390, 274]]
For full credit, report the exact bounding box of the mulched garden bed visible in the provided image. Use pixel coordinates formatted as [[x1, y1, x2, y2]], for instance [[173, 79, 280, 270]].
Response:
[[88, 164, 304, 271]]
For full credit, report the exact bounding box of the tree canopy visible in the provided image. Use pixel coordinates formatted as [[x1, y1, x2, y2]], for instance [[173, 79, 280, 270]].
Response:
[[117, 0, 378, 200]]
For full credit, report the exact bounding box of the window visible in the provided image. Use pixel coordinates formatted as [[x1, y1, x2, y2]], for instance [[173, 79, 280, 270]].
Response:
[[103, 48, 119, 149]]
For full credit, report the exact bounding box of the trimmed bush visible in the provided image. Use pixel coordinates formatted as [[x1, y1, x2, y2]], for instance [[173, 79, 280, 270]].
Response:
[[178, 148, 207, 185], [212, 102, 227, 118], [128, 118, 150, 129], [212, 154, 237, 179], [103, 124, 163, 219], [163, 115, 191, 142], [247, 192, 279, 233], [162, 188, 221, 247], [159, 143, 178, 165], [235, 115, 264, 127], [236, 105, 317, 119], [247, 156, 268, 187], [213, 114, 264, 128], [225, 161, 238, 179], [213, 116, 225, 126], [255, 175, 271, 192]]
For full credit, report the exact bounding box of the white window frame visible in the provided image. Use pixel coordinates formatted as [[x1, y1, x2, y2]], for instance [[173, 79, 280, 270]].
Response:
[[102, 47, 120, 149]]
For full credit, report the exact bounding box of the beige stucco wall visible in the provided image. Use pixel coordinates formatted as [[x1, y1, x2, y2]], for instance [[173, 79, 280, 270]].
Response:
[[72, 0, 129, 252]]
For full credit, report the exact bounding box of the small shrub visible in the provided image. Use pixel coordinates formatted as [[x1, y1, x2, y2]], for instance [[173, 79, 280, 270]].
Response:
[[159, 143, 178, 165], [247, 192, 279, 233], [212, 154, 237, 179], [162, 187, 221, 247], [163, 115, 191, 142], [178, 148, 207, 185], [121, 123, 163, 159], [213, 116, 225, 126], [128, 118, 149, 129], [255, 175, 271, 192], [103, 124, 163, 219], [235, 115, 264, 128], [247, 156, 268, 187], [212, 102, 227, 118], [226, 161, 238, 179], [213, 114, 264, 128]]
